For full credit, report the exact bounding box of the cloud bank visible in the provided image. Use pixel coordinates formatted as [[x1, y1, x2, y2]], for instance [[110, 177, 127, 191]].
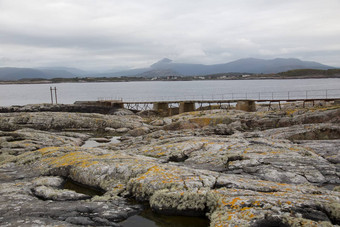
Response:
[[0, 0, 339, 70]]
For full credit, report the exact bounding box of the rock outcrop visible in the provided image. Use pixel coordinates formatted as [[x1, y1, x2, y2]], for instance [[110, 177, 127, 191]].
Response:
[[0, 104, 339, 226], [0, 112, 143, 131]]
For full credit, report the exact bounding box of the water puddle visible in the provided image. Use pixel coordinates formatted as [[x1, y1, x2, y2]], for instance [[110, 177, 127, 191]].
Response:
[[82, 136, 121, 148], [121, 207, 209, 227], [63, 178, 105, 197], [63, 179, 209, 226]]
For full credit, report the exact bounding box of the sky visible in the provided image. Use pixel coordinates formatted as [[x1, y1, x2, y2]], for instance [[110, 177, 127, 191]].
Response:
[[0, 0, 339, 70]]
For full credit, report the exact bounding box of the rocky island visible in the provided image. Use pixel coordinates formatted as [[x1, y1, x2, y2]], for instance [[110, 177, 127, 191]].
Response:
[[0, 102, 339, 226]]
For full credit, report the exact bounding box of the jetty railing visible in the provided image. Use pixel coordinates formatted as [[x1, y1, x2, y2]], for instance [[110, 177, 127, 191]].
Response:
[[98, 89, 340, 103]]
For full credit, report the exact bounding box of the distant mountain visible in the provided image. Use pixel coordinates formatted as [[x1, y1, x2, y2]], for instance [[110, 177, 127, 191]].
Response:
[[104, 58, 334, 77], [0, 58, 335, 80], [94, 68, 149, 77], [137, 69, 181, 78], [0, 67, 78, 80], [38, 67, 90, 76], [208, 58, 333, 74], [0, 68, 46, 80]]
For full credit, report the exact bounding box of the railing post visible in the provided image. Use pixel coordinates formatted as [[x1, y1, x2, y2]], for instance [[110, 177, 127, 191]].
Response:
[[272, 92, 274, 100], [288, 91, 290, 100], [306, 91, 308, 99], [326, 90, 328, 99]]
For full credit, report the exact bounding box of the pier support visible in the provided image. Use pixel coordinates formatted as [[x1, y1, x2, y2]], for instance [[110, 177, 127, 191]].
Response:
[[111, 102, 124, 109], [236, 100, 256, 112], [153, 102, 169, 114], [179, 102, 196, 113]]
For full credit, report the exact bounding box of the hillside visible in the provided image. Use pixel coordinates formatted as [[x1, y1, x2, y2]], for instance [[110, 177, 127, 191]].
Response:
[[0, 67, 76, 80], [0, 58, 335, 80], [101, 58, 334, 77]]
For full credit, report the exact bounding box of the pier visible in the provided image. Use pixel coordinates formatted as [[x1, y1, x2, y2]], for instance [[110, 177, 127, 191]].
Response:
[[76, 89, 340, 115]]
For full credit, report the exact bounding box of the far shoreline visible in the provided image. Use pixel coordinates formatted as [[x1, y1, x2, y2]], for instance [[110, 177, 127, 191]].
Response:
[[1, 75, 340, 85]]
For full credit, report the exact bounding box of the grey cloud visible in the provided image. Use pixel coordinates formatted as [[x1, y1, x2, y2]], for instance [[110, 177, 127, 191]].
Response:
[[0, 0, 339, 69]]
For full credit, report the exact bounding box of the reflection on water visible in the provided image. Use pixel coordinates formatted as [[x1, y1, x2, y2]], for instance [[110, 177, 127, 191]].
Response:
[[81, 136, 120, 148], [63, 178, 210, 227], [63, 178, 105, 197], [121, 208, 209, 227]]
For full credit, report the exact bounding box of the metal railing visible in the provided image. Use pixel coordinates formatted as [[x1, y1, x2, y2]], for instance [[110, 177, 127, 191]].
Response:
[[98, 89, 340, 103]]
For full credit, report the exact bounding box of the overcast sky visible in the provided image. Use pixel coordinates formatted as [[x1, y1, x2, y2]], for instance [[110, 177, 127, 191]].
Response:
[[0, 0, 339, 70]]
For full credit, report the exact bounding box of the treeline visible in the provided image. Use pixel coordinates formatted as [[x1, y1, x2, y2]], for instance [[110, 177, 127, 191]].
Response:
[[50, 76, 147, 83], [2, 68, 339, 84], [277, 69, 340, 77]]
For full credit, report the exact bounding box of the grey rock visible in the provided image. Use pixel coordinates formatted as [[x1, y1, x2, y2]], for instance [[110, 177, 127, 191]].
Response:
[[0, 112, 143, 131], [32, 176, 64, 187], [0, 165, 140, 226], [214, 124, 234, 135], [111, 108, 134, 116], [93, 138, 111, 143], [116, 127, 129, 133], [150, 119, 164, 126], [31, 186, 91, 201], [65, 217, 95, 225], [104, 127, 116, 132], [127, 126, 150, 137], [1, 104, 340, 226]]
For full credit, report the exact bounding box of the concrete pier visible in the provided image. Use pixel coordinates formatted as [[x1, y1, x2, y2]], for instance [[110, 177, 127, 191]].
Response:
[[236, 100, 256, 112], [153, 102, 169, 114], [179, 102, 196, 113]]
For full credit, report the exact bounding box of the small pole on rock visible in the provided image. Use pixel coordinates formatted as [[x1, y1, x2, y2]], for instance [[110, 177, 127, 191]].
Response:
[[54, 87, 58, 104], [50, 87, 58, 105], [50, 87, 54, 104]]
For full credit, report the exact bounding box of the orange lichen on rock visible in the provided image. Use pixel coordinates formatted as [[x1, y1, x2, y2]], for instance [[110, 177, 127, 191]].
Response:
[[189, 118, 212, 127], [134, 165, 182, 185], [38, 146, 61, 155], [41, 151, 99, 168]]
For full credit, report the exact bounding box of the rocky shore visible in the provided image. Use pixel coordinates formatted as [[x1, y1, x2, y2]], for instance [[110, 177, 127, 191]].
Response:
[[0, 103, 339, 226]]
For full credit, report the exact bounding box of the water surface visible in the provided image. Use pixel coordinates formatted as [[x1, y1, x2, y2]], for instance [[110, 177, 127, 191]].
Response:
[[1, 79, 340, 106]]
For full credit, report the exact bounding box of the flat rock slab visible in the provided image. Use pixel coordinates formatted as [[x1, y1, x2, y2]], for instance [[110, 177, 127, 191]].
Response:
[[1, 105, 340, 226], [0, 164, 141, 226], [12, 145, 339, 226]]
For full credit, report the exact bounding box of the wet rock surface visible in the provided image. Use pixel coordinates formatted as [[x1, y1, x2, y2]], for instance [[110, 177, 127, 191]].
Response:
[[0, 164, 141, 226], [0, 104, 339, 226]]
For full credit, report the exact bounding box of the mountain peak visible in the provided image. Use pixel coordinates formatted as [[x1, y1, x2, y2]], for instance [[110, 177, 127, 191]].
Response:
[[151, 58, 173, 68]]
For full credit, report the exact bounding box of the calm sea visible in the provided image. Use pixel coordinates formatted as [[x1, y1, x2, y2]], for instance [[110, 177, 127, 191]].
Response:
[[1, 79, 340, 106]]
